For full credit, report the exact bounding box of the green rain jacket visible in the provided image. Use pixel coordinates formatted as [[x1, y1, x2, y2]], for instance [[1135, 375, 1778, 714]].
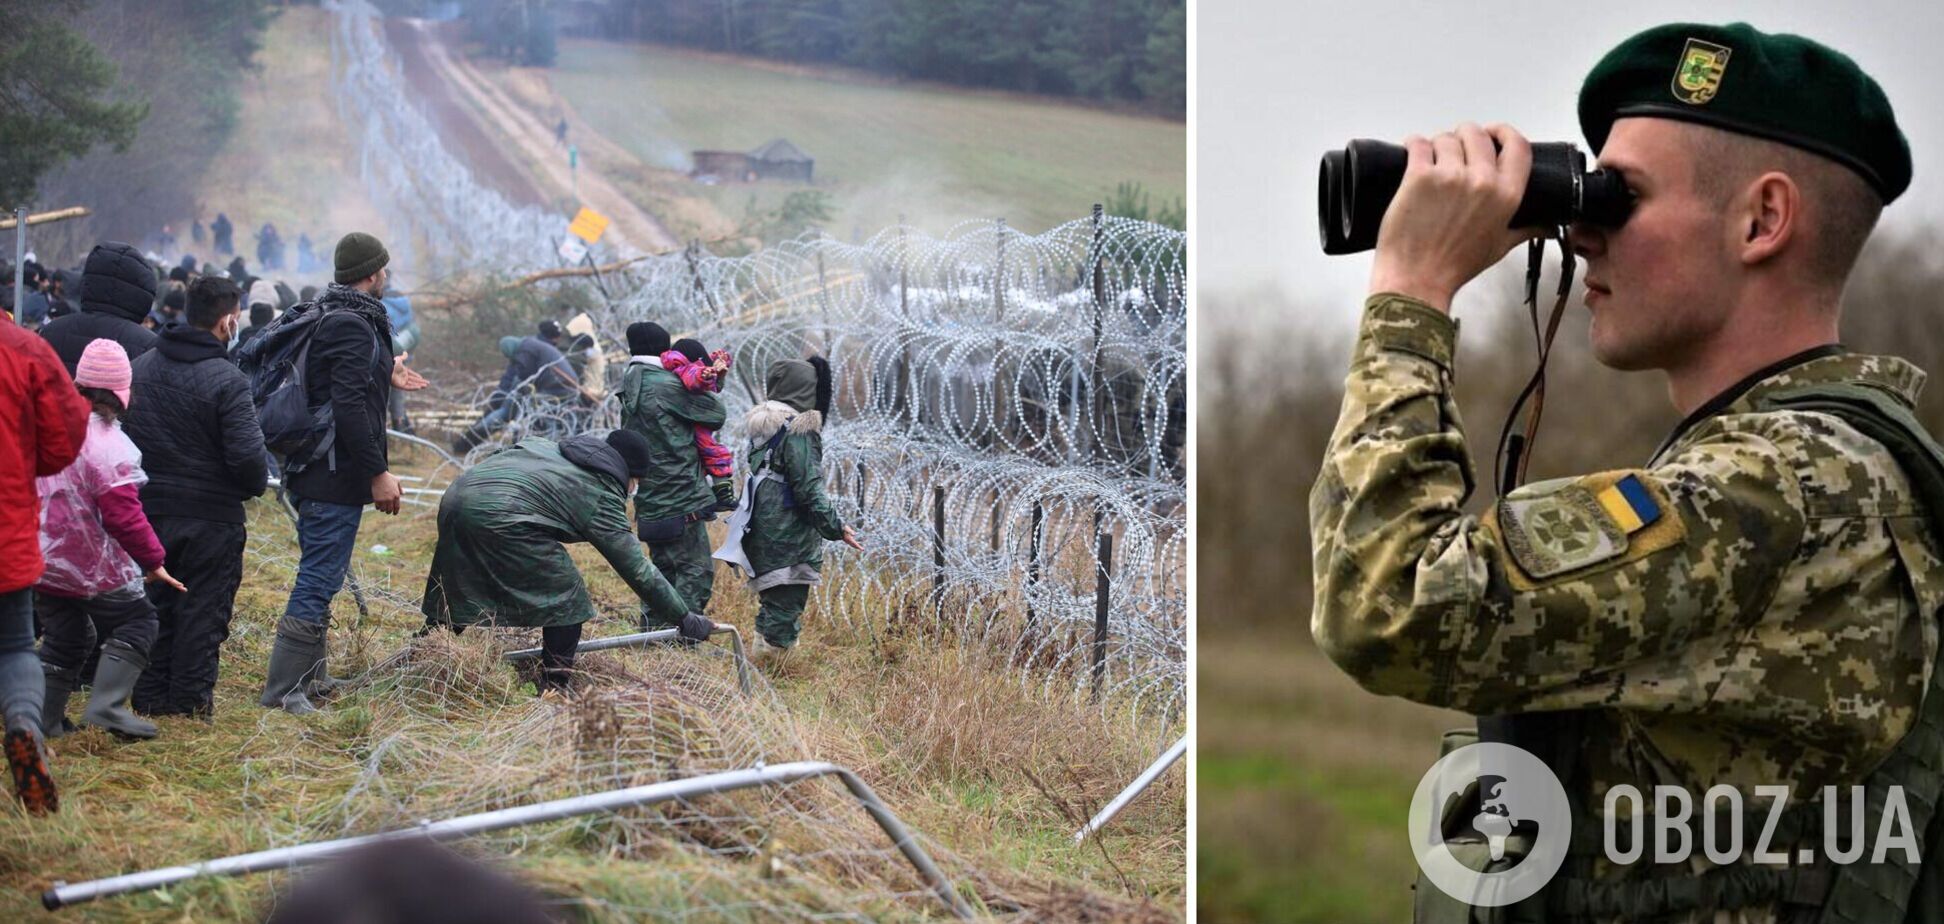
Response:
[[742, 361, 845, 589], [421, 433, 688, 628], [618, 360, 726, 524]]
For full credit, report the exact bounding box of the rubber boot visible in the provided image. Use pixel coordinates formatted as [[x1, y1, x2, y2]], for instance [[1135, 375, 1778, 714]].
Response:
[[39, 664, 78, 741], [259, 616, 326, 715], [82, 640, 158, 739], [3, 721, 57, 815], [306, 656, 352, 700]]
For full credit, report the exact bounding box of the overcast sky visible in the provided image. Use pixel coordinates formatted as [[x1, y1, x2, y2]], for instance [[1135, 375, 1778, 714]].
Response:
[[1196, 1, 1944, 324]]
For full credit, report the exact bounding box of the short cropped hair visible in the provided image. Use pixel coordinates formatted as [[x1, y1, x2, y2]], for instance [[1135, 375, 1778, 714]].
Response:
[[1685, 125, 1883, 290], [186, 275, 243, 330]]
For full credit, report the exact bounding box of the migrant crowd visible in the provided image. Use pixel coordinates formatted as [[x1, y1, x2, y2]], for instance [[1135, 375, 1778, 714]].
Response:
[[2, 231, 861, 815], [145, 212, 321, 276]]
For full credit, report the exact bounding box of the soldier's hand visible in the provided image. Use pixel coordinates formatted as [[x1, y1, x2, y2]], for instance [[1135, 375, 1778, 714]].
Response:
[[1369, 122, 1539, 313], [841, 525, 863, 551], [372, 471, 403, 515]]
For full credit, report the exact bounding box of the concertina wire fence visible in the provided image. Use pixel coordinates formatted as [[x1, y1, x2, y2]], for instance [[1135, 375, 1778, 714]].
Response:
[[93, 3, 1190, 919], [328, 0, 1186, 720]]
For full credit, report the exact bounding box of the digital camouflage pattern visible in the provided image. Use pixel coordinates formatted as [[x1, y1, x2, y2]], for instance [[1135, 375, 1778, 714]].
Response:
[[1311, 294, 1943, 922]]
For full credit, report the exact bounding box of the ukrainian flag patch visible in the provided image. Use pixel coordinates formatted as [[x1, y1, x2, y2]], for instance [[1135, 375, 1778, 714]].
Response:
[[1597, 474, 1661, 534], [1489, 470, 1686, 588]]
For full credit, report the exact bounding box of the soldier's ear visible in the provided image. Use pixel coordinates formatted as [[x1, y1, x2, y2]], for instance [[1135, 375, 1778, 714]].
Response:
[[1736, 171, 1799, 266]]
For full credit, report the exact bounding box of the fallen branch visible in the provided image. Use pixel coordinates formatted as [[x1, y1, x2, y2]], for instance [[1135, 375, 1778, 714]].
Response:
[[405, 234, 749, 311], [0, 206, 92, 230]]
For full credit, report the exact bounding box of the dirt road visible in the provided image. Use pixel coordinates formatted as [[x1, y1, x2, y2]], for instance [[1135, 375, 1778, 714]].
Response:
[[393, 19, 679, 255], [383, 18, 546, 209]]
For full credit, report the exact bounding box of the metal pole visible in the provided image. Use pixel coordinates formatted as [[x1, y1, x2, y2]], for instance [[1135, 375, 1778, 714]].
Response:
[[43, 761, 975, 919], [580, 250, 614, 309], [503, 623, 752, 695], [12, 206, 26, 326], [1091, 530, 1111, 702], [1072, 736, 1187, 843]]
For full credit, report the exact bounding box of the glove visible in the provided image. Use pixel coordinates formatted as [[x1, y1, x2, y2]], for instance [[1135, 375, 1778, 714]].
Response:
[[712, 480, 737, 511], [678, 611, 714, 643]]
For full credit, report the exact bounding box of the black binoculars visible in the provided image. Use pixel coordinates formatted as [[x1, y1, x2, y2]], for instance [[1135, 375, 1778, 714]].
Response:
[[1317, 139, 1634, 254]]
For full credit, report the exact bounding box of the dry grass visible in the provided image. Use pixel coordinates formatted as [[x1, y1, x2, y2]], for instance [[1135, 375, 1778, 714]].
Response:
[[0, 443, 1182, 920]]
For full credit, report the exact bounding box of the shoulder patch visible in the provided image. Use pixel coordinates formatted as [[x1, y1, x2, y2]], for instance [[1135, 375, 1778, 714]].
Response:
[[1490, 471, 1687, 588]]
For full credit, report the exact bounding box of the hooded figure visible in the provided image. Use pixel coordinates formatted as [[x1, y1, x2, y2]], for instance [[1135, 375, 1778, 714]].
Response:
[[420, 431, 703, 690], [721, 357, 853, 651], [39, 242, 160, 374]]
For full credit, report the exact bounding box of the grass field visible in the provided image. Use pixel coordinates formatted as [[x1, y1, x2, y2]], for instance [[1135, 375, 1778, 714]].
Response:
[[545, 40, 1185, 239], [191, 6, 391, 274], [1197, 627, 1464, 923], [0, 443, 1183, 920]]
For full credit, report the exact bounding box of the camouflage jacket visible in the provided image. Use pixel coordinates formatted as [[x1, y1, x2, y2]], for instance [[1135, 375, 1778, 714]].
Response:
[[619, 361, 727, 523], [742, 400, 845, 585], [1311, 295, 1943, 918]]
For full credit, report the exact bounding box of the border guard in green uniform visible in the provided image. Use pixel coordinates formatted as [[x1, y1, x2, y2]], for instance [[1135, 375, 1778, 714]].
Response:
[[1309, 22, 1944, 923]]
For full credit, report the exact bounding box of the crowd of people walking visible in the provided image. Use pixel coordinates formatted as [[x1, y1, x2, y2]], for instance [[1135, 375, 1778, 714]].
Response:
[[1, 230, 859, 816]]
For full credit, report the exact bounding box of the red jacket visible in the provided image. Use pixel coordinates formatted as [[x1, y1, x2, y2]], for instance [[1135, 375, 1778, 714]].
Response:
[[0, 322, 90, 592]]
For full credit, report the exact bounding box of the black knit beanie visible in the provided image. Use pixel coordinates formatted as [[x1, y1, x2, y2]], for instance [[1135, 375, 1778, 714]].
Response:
[[627, 321, 669, 357], [605, 429, 653, 478], [333, 232, 389, 285], [672, 338, 707, 363]]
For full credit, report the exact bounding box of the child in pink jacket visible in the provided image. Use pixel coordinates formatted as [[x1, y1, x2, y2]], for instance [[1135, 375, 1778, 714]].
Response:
[[662, 338, 737, 510], [35, 339, 183, 740]]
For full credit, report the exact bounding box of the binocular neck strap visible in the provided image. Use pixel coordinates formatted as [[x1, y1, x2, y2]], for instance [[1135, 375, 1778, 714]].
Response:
[[1495, 227, 1577, 498]]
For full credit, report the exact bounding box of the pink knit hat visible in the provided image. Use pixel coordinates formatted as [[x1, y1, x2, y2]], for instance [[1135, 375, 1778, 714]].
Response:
[[75, 339, 132, 410]]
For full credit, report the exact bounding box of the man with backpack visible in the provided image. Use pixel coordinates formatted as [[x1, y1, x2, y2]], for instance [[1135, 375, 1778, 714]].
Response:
[[122, 276, 267, 718], [254, 232, 424, 715]]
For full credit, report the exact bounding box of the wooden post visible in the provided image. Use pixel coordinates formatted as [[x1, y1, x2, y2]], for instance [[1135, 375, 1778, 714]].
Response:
[[1088, 205, 1106, 460], [899, 219, 915, 428], [993, 217, 1006, 324], [990, 494, 1003, 551], [1092, 529, 1112, 702], [933, 486, 947, 624], [1025, 502, 1043, 633], [815, 241, 832, 351]]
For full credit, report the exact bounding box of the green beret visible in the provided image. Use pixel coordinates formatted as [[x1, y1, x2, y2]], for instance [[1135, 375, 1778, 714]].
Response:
[[1580, 23, 1910, 203]]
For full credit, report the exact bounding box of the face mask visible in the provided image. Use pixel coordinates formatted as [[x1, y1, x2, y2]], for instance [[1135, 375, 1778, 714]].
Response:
[[226, 316, 241, 350]]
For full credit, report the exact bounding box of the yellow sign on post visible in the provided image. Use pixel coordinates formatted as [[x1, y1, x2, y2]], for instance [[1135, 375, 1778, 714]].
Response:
[[567, 207, 609, 244]]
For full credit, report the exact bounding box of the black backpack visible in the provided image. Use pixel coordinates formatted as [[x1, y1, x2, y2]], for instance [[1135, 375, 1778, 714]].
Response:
[[235, 302, 375, 474]]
